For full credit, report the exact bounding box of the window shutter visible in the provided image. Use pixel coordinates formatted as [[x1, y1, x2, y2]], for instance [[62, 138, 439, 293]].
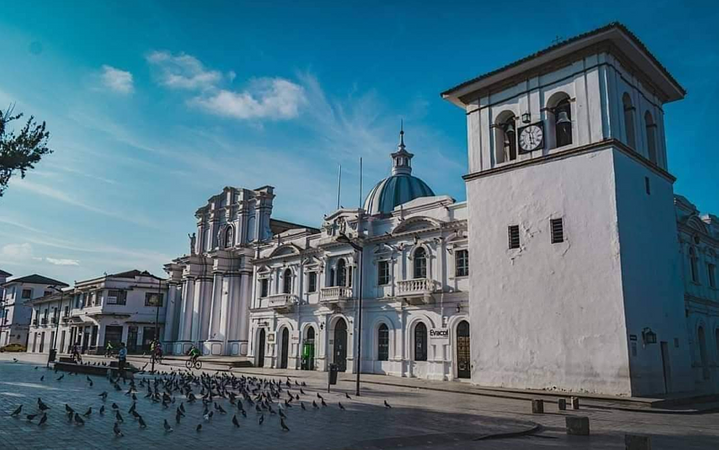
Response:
[[550, 219, 564, 244], [508, 225, 520, 249]]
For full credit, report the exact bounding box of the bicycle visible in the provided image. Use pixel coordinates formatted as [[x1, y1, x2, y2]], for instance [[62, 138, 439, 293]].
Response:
[[151, 351, 163, 365], [185, 357, 202, 370]]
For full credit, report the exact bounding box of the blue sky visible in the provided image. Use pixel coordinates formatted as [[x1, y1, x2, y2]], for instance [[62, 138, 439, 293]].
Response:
[[0, 1, 717, 283]]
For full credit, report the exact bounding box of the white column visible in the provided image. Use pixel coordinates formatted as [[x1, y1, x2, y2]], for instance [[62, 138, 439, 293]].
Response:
[[163, 284, 178, 342], [236, 271, 252, 355], [208, 272, 224, 341], [178, 278, 195, 341]]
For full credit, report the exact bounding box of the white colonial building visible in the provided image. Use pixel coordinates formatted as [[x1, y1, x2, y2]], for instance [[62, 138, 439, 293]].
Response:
[[1, 274, 67, 349], [247, 131, 471, 380], [441, 22, 716, 396], [26, 270, 168, 355]]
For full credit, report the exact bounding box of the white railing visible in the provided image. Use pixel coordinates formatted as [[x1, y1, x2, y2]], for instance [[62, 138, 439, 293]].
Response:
[[397, 278, 436, 296], [267, 294, 295, 309], [320, 286, 353, 303]]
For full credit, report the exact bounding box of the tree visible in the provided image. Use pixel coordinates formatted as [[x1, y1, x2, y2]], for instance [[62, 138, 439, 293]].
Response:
[[0, 105, 52, 197]]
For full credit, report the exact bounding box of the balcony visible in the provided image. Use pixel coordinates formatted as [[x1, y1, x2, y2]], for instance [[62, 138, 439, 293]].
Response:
[[397, 278, 436, 304], [267, 294, 296, 313], [320, 286, 353, 306]]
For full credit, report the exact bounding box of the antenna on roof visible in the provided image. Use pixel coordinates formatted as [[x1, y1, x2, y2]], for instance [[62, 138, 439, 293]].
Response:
[[336, 164, 342, 211], [359, 157, 363, 210]]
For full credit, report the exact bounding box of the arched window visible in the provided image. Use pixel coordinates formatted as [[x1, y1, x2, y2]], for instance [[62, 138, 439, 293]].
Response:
[[554, 98, 572, 147], [224, 226, 234, 248], [494, 113, 517, 163], [377, 324, 389, 361], [622, 94, 636, 150], [698, 326, 709, 380], [414, 322, 427, 361], [246, 215, 256, 242], [336, 259, 347, 287], [645, 111, 657, 164], [413, 247, 427, 279], [282, 269, 292, 294], [689, 247, 699, 284]]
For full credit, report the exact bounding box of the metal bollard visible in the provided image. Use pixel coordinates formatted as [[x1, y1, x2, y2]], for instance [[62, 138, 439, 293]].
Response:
[[565, 416, 590, 436]]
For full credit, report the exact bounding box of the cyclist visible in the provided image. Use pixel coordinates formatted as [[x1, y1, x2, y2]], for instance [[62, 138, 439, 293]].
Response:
[[187, 344, 201, 365], [152, 340, 163, 362]]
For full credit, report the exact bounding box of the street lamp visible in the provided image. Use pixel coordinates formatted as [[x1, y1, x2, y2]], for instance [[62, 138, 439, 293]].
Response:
[[147, 274, 164, 374], [46, 285, 66, 367], [336, 232, 363, 396]]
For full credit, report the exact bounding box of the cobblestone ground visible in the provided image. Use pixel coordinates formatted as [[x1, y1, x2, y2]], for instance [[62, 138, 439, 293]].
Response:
[[0, 357, 533, 450], [2, 354, 719, 449]]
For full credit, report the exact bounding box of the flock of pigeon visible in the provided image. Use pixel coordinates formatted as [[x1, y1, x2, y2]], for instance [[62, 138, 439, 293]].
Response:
[[8, 363, 393, 439]]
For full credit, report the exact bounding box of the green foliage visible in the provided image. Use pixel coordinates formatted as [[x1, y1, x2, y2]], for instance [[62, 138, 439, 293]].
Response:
[[0, 105, 52, 197]]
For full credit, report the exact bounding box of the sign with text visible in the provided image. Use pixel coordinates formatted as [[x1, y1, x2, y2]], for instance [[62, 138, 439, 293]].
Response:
[[429, 328, 449, 344]]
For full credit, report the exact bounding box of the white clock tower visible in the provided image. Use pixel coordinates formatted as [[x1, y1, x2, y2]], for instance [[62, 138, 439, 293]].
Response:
[[442, 23, 692, 396]]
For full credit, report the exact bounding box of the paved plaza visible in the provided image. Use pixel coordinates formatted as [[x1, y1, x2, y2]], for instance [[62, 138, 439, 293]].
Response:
[[1, 354, 718, 449]]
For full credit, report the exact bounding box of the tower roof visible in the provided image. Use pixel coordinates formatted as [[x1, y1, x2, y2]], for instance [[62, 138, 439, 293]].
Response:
[[363, 126, 435, 215]]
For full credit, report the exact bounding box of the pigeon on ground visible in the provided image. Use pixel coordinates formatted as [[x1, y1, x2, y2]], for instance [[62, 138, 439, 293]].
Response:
[[312, 400, 318, 409], [196, 424, 202, 432], [10, 405, 22, 416], [345, 393, 352, 400], [111, 402, 119, 410], [83, 407, 92, 417], [40, 375, 44, 381], [138, 416, 147, 428], [74, 413, 85, 425], [339, 402, 345, 410], [38, 414, 47, 426], [38, 398, 50, 411], [300, 402, 306, 411], [258, 414, 264, 425], [12, 358, 18, 363], [113, 422, 123, 437], [321, 399, 327, 407], [99, 405, 105, 415], [280, 418, 290, 432], [232, 414, 240, 428], [26, 414, 37, 421], [163, 419, 173, 432], [99, 391, 108, 400], [115, 411, 123, 423], [317, 393, 323, 399], [384, 400, 392, 409], [56, 374, 64, 381], [65, 404, 74, 413]]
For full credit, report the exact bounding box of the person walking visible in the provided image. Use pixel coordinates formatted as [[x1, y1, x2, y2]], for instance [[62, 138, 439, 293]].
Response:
[[117, 342, 127, 379]]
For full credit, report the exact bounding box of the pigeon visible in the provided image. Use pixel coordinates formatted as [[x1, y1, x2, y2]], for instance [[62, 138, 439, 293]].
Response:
[[10, 405, 22, 416], [280, 418, 290, 432], [74, 413, 85, 425], [312, 400, 319, 409], [317, 393, 323, 399], [138, 415, 147, 428], [40, 375, 44, 381], [232, 414, 240, 427], [111, 402, 119, 410], [56, 374, 64, 381], [300, 402, 306, 411], [115, 411, 123, 423], [86, 376, 94, 387], [26, 414, 37, 421], [65, 404, 74, 413], [12, 358, 18, 363], [99, 405, 105, 415], [217, 404, 226, 414], [163, 419, 173, 432], [113, 422, 124, 437], [345, 393, 352, 400], [38, 414, 47, 426], [83, 407, 92, 417], [175, 410, 182, 424], [300, 388, 306, 395], [38, 398, 50, 411], [384, 400, 392, 409], [258, 414, 264, 425], [339, 402, 345, 411], [321, 399, 327, 407], [196, 424, 202, 432], [99, 391, 108, 400]]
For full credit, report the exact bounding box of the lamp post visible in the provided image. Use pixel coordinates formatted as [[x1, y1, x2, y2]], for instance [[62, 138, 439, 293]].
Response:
[[148, 274, 163, 375], [46, 285, 66, 367], [337, 232, 363, 396]]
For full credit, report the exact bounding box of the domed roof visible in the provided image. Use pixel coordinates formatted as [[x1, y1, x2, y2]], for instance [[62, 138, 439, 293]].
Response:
[[363, 127, 435, 215]]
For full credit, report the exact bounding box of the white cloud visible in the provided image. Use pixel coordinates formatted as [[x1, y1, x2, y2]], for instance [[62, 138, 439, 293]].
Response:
[[190, 78, 306, 120], [45, 257, 80, 266], [1, 243, 34, 260], [100, 65, 134, 94], [146, 51, 222, 91]]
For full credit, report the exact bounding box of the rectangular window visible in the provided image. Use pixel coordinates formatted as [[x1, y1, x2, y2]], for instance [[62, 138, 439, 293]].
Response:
[[260, 278, 269, 297], [378, 261, 390, 285], [378, 325, 389, 361], [550, 218, 564, 244], [645, 176, 651, 195], [709, 264, 717, 289], [455, 250, 469, 277], [21, 289, 32, 299], [508, 225, 520, 249], [308, 272, 317, 293], [145, 292, 164, 307], [107, 290, 127, 305]]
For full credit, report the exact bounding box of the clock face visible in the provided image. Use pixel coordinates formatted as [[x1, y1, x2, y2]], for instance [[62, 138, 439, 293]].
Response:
[[518, 123, 544, 153]]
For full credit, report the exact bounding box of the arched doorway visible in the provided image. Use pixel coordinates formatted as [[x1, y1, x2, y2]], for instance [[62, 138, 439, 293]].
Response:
[[456, 320, 471, 379], [257, 329, 266, 368], [334, 318, 348, 372], [280, 328, 289, 369], [302, 327, 315, 370]]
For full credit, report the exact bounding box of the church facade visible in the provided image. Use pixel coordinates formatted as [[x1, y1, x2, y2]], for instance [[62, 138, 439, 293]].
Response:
[[161, 23, 718, 396]]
